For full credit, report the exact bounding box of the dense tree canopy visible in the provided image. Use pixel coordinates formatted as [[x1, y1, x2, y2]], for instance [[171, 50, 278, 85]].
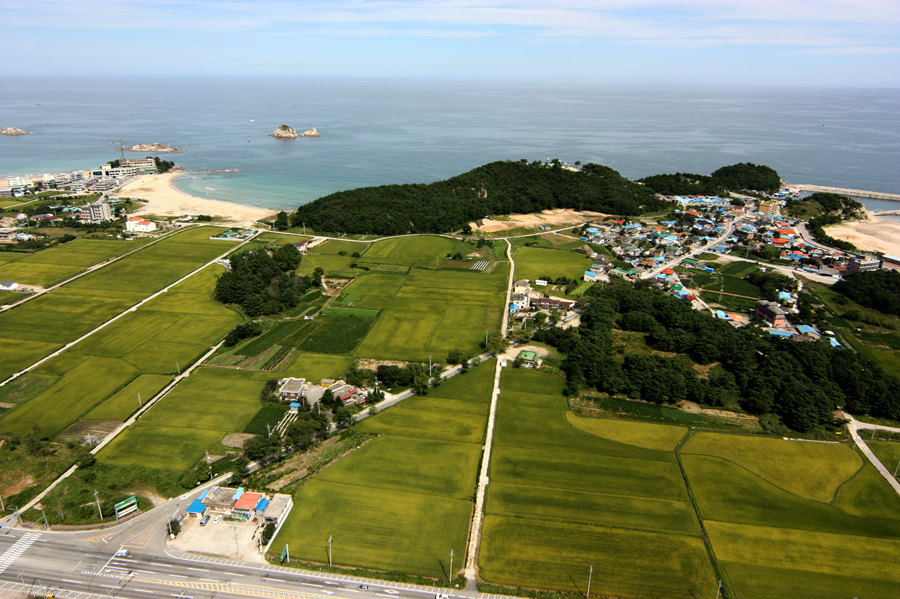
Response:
[[784, 192, 863, 219], [537, 283, 900, 431], [638, 162, 781, 195], [291, 160, 668, 235], [833, 270, 900, 317], [214, 245, 311, 316]]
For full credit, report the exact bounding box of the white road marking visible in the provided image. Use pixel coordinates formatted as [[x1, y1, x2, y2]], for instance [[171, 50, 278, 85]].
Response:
[[151, 563, 173, 568], [168, 574, 188, 578], [187, 567, 209, 572], [302, 583, 323, 588], [135, 590, 155, 594], [61, 580, 83, 585]]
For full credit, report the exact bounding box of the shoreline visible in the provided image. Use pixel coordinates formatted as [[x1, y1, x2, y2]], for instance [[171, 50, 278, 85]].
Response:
[[117, 171, 278, 227], [823, 208, 900, 257]]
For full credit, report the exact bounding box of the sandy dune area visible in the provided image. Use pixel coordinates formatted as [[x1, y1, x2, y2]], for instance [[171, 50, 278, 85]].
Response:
[[824, 210, 900, 257], [118, 172, 277, 227], [471, 208, 606, 233]]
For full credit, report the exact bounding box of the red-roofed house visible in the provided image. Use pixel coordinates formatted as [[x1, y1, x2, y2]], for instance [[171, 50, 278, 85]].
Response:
[[126, 217, 156, 233], [772, 238, 789, 246], [232, 492, 264, 520]]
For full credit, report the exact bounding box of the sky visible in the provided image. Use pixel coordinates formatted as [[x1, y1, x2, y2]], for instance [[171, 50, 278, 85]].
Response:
[[2, 0, 899, 86]]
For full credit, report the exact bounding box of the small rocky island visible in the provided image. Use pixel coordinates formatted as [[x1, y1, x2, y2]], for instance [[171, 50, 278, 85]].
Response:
[[1, 127, 34, 136], [270, 124, 321, 138], [120, 142, 181, 153]]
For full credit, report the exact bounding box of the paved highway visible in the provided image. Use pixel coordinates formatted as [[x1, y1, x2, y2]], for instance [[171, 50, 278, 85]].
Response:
[[0, 520, 475, 599]]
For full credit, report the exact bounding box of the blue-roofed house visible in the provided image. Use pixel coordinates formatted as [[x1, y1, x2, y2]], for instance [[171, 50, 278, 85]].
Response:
[[187, 489, 210, 518], [767, 329, 794, 338], [584, 270, 600, 282], [796, 325, 820, 337]]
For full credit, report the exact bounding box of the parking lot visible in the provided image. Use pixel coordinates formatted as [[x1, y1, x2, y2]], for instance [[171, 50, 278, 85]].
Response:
[[169, 513, 267, 562]]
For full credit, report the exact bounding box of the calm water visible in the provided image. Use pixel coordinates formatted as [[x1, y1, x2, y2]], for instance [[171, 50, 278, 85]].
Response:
[[2, 77, 898, 211]]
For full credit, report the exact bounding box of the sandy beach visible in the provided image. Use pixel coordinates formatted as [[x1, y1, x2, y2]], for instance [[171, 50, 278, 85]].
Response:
[[117, 172, 278, 227], [824, 209, 900, 257]]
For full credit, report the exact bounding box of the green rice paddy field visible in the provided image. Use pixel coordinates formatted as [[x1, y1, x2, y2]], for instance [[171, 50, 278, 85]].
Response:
[[480, 368, 900, 598], [480, 368, 713, 599], [275, 359, 495, 578], [98, 373, 265, 471], [350, 267, 507, 361], [512, 246, 593, 282], [0, 227, 240, 377], [681, 432, 900, 598], [0, 238, 152, 287], [0, 231, 245, 443]]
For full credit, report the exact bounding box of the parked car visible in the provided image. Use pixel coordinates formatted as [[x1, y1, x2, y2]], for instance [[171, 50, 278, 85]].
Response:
[[214, 515, 222, 524], [200, 515, 210, 526]]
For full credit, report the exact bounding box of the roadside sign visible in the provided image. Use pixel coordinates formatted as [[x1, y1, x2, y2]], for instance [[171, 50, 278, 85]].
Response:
[[280, 544, 289, 564], [114, 496, 138, 520]]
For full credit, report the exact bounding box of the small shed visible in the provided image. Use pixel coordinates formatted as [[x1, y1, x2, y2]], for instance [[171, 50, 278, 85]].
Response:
[[289, 402, 301, 414]]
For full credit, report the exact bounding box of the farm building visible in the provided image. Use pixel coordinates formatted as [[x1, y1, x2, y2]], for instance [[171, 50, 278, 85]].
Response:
[[278, 378, 307, 400], [0, 279, 18, 291], [754, 300, 790, 328], [517, 350, 538, 368]]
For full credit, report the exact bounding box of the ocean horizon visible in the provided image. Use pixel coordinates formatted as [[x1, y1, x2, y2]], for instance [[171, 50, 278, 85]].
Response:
[[2, 77, 899, 212]]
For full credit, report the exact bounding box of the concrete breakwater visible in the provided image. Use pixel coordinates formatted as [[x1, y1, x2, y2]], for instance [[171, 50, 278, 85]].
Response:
[[790, 184, 900, 202]]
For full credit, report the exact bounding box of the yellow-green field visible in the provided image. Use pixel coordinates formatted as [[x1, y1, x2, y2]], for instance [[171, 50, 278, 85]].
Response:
[[512, 246, 593, 282], [275, 360, 494, 578], [97, 373, 264, 470], [480, 368, 714, 598], [683, 431, 900, 598], [351, 268, 506, 361]]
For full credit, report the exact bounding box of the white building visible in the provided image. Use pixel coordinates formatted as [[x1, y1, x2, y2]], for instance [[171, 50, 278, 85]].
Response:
[[83, 201, 113, 223], [125, 217, 157, 233]]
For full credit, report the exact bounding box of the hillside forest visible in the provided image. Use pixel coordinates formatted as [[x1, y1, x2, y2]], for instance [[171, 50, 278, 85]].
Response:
[[534, 283, 900, 432]]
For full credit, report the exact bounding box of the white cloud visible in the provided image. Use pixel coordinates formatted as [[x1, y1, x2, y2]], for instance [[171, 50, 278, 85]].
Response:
[[4, 0, 899, 50]]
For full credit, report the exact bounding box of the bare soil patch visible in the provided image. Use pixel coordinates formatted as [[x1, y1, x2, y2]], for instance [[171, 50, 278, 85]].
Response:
[[222, 433, 255, 448], [60, 419, 122, 442], [678, 400, 758, 421], [471, 209, 606, 233], [355, 359, 408, 370], [2, 473, 34, 497]]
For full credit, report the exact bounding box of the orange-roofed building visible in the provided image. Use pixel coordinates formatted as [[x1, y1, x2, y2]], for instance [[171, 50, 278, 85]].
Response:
[[772, 238, 789, 246]]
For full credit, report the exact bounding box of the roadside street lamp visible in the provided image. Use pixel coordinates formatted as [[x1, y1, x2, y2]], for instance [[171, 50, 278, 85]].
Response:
[[327, 535, 333, 567]]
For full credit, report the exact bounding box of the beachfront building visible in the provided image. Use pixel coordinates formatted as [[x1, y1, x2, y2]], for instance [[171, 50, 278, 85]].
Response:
[[126, 217, 157, 233], [82, 201, 113, 223], [119, 157, 158, 174]]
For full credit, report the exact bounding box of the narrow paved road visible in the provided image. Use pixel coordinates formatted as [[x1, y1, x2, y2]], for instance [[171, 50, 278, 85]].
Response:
[[0, 226, 186, 313], [841, 411, 900, 497]]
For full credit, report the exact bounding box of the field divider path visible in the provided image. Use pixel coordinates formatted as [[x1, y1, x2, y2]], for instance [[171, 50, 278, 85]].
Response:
[[500, 239, 513, 337], [673, 430, 730, 599], [463, 240, 513, 585], [0, 225, 188, 314], [17, 340, 227, 515], [0, 229, 260, 388], [842, 411, 900, 497]]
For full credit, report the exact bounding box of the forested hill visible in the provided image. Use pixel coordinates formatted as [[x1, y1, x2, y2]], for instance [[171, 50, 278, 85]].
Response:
[[637, 162, 781, 196], [290, 160, 668, 235]]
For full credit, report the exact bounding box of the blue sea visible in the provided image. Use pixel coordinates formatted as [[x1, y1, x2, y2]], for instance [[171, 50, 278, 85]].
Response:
[[2, 77, 899, 212]]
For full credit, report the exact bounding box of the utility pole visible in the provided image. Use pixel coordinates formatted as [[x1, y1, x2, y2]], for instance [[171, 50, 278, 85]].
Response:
[[893, 459, 900, 479], [266, 424, 271, 438], [94, 490, 103, 520], [137, 393, 141, 407], [429, 355, 432, 376], [449, 549, 454, 582], [715, 580, 723, 599], [176, 362, 180, 375], [327, 535, 333, 567], [586, 565, 593, 599]]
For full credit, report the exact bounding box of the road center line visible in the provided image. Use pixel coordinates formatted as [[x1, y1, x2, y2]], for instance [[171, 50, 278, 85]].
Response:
[[61, 580, 83, 585], [187, 567, 209, 572], [151, 563, 173, 567]]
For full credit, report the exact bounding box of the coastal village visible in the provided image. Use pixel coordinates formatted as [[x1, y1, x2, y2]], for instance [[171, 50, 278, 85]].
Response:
[[2, 160, 900, 599]]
